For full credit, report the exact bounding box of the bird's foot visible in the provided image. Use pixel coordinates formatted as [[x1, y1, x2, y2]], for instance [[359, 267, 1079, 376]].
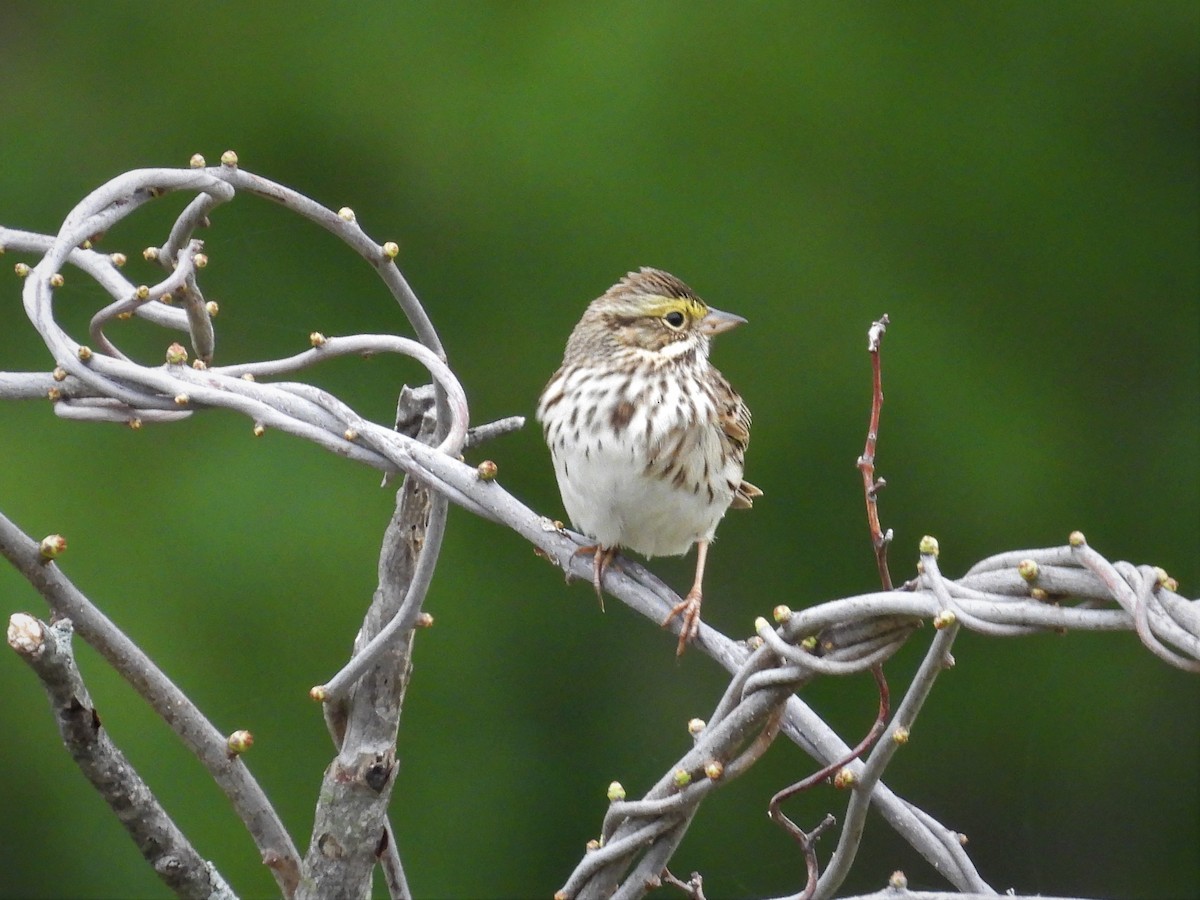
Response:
[[572, 544, 620, 611], [662, 589, 703, 656]]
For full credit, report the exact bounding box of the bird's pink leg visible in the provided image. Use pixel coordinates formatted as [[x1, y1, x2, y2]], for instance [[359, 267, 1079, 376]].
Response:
[[662, 540, 709, 656]]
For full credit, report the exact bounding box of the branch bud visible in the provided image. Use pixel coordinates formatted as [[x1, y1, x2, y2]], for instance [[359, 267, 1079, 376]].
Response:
[[135, 284, 150, 300], [39, 534, 68, 561], [192, 359, 208, 370], [165, 342, 188, 365], [382, 241, 400, 259], [344, 428, 358, 442], [205, 300, 220, 317], [47, 387, 61, 402], [309, 685, 327, 702], [160, 292, 173, 304], [241, 372, 255, 381], [52, 367, 67, 382], [606, 781, 625, 802], [673, 768, 692, 788], [127, 418, 142, 430], [49, 272, 64, 288], [220, 150, 239, 167], [226, 730, 254, 757], [415, 612, 434, 628], [703, 760, 724, 780], [687, 717, 706, 736], [143, 246, 158, 261], [337, 207, 356, 222], [77, 345, 93, 361], [109, 252, 127, 267], [1030, 587, 1050, 602], [918, 535, 939, 557], [192, 252, 208, 269], [932, 610, 956, 630], [1068, 530, 1086, 547], [14, 262, 29, 277], [253, 423, 266, 437], [189, 153, 206, 168], [1017, 559, 1039, 582], [888, 870, 908, 889], [476, 460, 498, 481], [772, 604, 792, 623], [833, 767, 857, 789], [891, 726, 910, 745], [174, 394, 190, 406], [1154, 567, 1179, 593], [309, 331, 327, 347]]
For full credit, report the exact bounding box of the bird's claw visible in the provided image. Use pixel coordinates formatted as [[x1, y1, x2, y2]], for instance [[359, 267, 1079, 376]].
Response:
[[662, 590, 703, 656], [573, 544, 619, 612]]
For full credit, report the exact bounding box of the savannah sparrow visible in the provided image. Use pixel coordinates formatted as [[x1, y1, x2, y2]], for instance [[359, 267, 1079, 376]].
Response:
[[537, 267, 761, 655]]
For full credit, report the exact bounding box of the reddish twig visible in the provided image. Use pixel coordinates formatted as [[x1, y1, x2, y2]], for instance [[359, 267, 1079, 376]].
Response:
[[661, 869, 708, 900], [767, 664, 891, 897], [857, 315, 893, 590]]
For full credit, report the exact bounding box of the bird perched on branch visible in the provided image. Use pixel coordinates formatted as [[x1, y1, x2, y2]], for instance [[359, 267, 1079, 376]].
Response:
[[537, 267, 761, 655]]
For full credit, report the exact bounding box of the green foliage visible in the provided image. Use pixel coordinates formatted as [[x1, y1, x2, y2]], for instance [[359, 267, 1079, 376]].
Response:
[[1, 3, 1196, 897]]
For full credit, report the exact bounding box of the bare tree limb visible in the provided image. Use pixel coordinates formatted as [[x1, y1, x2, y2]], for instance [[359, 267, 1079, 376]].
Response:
[[300, 388, 443, 898], [0, 512, 302, 895], [7, 613, 237, 900]]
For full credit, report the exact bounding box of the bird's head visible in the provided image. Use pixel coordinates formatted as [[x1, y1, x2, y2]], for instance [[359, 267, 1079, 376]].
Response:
[[564, 267, 745, 365]]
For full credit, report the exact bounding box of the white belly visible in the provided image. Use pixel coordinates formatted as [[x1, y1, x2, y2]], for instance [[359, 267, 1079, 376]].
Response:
[[548, 422, 736, 558]]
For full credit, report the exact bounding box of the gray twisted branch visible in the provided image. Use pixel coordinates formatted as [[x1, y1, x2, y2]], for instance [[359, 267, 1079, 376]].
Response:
[[556, 534, 1196, 898]]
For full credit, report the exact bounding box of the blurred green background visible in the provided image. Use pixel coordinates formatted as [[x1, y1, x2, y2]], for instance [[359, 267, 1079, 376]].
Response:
[[1, 3, 1196, 898]]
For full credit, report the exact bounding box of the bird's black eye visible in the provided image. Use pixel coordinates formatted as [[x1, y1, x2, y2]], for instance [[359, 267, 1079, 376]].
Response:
[[664, 310, 685, 329]]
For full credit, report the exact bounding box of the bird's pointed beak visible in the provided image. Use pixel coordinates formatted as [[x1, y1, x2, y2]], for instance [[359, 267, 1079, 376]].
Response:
[[698, 306, 747, 336]]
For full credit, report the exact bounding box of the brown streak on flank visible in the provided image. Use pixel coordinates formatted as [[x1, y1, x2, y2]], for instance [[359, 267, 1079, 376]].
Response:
[[540, 387, 565, 411], [611, 400, 635, 432]]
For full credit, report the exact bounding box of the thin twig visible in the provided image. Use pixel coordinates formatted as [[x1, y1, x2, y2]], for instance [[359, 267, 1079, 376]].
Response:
[[661, 869, 707, 900], [857, 314, 893, 590], [766, 666, 890, 898], [377, 823, 411, 900], [769, 665, 890, 818]]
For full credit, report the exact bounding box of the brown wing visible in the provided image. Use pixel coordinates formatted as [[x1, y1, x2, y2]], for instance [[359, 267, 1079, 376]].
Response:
[[715, 377, 762, 509]]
